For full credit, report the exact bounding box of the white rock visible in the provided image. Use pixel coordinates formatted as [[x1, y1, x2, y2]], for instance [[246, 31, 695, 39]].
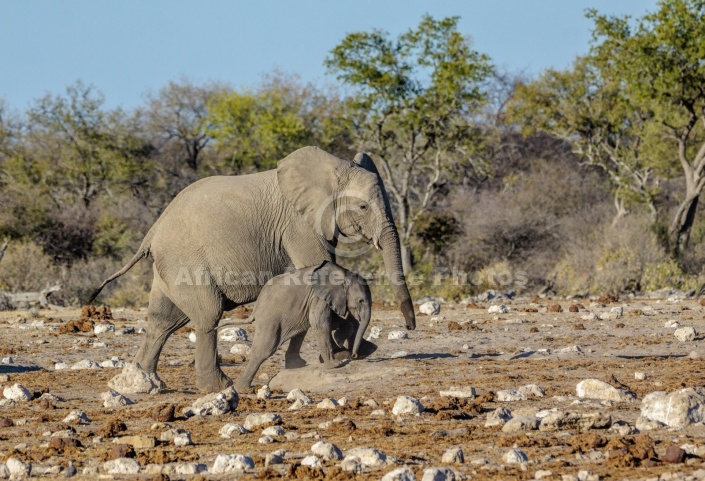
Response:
[[421, 467, 455, 481], [265, 452, 285, 467], [301, 455, 322, 468], [488, 304, 509, 314], [54, 362, 69, 370], [243, 413, 282, 431], [485, 407, 513, 427], [101, 390, 134, 408], [503, 449, 528, 464], [518, 384, 545, 397], [581, 313, 601, 321], [289, 398, 310, 411], [183, 386, 239, 416], [311, 441, 342, 461], [344, 447, 387, 467], [440, 387, 476, 399], [665, 319, 680, 328], [442, 447, 464, 464], [674, 327, 696, 342], [338, 396, 349, 406], [341, 458, 363, 473], [496, 389, 526, 402], [640, 387, 705, 427], [3, 383, 32, 402], [99, 359, 123, 368], [1, 357, 13, 365], [218, 327, 248, 342], [635, 415, 665, 431], [219, 423, 250, 438], [188, 332, 197, 343], [63, 411, 91, 424], [390, 350, 408, 358], [230, 343, 251, 356], [262, 425, 285, 437], [535, 470, 554, 479], [0, 463, 9, 478], [257, 385, 271, 400], [317, 398, 339, 409], [392, 396, 424, 416], [210, 454, 254, 474], [367, 325, 381, 340], [258, 435, 273, 444], [94, 323, 115, 335], [502, 416, 540, 433], [174, 431, 193, 446], [382, 466, 417, 481], [108, 363, 162, 394], [70, 359, 100, 370], [5, 458, 30, 477], [576, 379, 635, 402], [159, 427, 189, 442], [559, 345, 582, 353], [287, 388, 312, 403], [388, 330, 408, 340], [420, 301, 441, 316], [103, 458, 140, 474], [370, 409, 386, 416], [635, 372, 647, 381], [610, 306, 623, 318], [136, 327, 146, 334]]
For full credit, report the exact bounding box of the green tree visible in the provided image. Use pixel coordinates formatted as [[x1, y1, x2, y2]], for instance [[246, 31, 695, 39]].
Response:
[[325, 15, 493, 272], [207, 72, 351, 173]]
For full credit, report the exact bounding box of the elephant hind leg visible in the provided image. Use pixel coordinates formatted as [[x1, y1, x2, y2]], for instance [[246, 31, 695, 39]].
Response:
[[284, 331, 308, 369], [236, 326, 283, 391], [135, 282, 189, 376]]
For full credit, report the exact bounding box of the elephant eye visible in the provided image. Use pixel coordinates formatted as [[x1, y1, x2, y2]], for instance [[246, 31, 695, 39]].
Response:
[[359, 204, 368, 211]]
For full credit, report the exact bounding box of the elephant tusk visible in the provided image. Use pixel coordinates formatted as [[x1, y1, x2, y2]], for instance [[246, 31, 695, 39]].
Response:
[[373, 239, 381, 250]]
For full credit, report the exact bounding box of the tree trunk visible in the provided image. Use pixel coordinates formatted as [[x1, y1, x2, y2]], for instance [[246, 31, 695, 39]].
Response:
[[0, 239, 7, 264], [669, 193, 700, 257], [400, 242, 412, 275]]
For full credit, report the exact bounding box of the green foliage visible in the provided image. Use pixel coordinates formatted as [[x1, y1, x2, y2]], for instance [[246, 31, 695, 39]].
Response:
[[414, 212, 461, 256], [0, 240, 56, 292]]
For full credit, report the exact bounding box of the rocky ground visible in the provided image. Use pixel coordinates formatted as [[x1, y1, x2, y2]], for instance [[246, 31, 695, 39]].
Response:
[[0, 294, 705, 480]]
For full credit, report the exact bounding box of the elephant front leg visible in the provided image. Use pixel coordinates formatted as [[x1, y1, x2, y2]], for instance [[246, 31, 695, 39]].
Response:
[[284, 332, 308, 369], [195, 328, 233, 392]]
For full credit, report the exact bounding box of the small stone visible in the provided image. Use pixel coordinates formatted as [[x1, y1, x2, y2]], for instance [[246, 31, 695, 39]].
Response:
[[311, 440, 343, 461], [674, 327, 696, 342], [1, 357, 13, 365], [94, 323, 115, 335], [341, 458, 363, 473], [262, 425, 285, 437], [440, 387, 476, 399], [101, 390, 134, 408], [230, 343, 251, 356], [182, 386, 239, 416], [153, 404, 175, 422], [62, 411, 90, 424], [485, 407, 513, 427], [576, 379, 635, 402], [662, 446, 686, 464], [367, 325, 381, 340], [173, 431, 193, 446], [108, 363, 163, 394], [3, 383, 32, 402], [581, 313, 601, 321], [371, 409, 386, 416], [218, 327, 248, 342], [300, 455, 322, 468], [188, 332, 197, 342], [338, 396, 348, 406], [559, 345, 583, 353], [287, 388, 312, 403], [210, 454, 254, 474], [388, 330, 408, 340], [635, 415, 665, 431], [535, 470, 553, 479], [159, 427, 190, 443], [610, 306, 623, 318], [517, 384, 545, 397], [503, 449, 528, 464], [219, 423, 250, 438], [257, 385, 271, 400], [99, 359, 123, 368], [243, 413, 282, 431], [496, 389, 526, 402], [289, 398, 310, 411], [103, 457, 140, 474], [70, 359, 100, 370], [421, 467, 455, 481], [258, 435, 274, 444], [420, 301, 441, 316], [392, 396, 424, 416], [441, 447, 464, 464], [54, 362, 69, 370], [381, 466, 416, 481], [390, 350, 408, 358], [665, 319, 680, 328], [317, 398, 339, 409], [6, 458, 29, 477], [344, 447, 387, 467], [502, 416, 540, 433], [640, 387, 705, 427], [265, 452, 284, 467], [488, 304, 509, 314], [635, 372, 647, 381]]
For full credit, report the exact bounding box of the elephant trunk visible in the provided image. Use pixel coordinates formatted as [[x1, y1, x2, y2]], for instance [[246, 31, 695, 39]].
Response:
[[351, 308, 370, 359], [378, 222, 416, 330]]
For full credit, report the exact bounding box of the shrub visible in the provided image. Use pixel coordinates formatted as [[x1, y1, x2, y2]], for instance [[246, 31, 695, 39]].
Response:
[[0, 240, 56, 292]]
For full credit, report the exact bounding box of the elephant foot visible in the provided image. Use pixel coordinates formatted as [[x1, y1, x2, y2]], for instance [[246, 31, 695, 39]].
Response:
[[234, 380, 252, 393], [333, 350, 351, 361], [196, 368, 233, 393], [285, 355, 307, 369]]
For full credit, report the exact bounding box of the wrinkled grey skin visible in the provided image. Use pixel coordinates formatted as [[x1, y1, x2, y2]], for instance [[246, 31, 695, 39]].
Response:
[[89, 147, 415, 392], [235, 262, 371, 391]]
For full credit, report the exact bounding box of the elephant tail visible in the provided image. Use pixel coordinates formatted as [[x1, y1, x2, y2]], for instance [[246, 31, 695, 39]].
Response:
[[216, 314, 255, 330], [86, 233, 153, 304]]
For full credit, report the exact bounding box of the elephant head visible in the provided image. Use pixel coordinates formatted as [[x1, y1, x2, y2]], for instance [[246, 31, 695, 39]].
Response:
[[278, 147, 416, 330], [311, 262, 372, 358]]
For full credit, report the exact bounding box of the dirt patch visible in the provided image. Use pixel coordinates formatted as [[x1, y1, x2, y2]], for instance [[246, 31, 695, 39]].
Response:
[[58, 319, 94, 334], [80, 305, 112, 321]]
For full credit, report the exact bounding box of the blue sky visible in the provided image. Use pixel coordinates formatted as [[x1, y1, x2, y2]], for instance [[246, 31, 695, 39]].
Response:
[[1, 1, 658, 111]]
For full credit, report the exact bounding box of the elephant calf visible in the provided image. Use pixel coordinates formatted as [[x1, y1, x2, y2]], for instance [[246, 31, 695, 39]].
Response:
[[235, 261, 371, 391]]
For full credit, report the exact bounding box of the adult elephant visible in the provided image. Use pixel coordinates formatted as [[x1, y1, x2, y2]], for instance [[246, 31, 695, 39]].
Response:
[[89, 147, 415, 392]]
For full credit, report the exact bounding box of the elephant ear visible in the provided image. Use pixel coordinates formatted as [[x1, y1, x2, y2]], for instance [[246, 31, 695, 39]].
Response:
[[353, 152, 382, 177], [311, 261, 349, 318], [277, 146, 350, 240]]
